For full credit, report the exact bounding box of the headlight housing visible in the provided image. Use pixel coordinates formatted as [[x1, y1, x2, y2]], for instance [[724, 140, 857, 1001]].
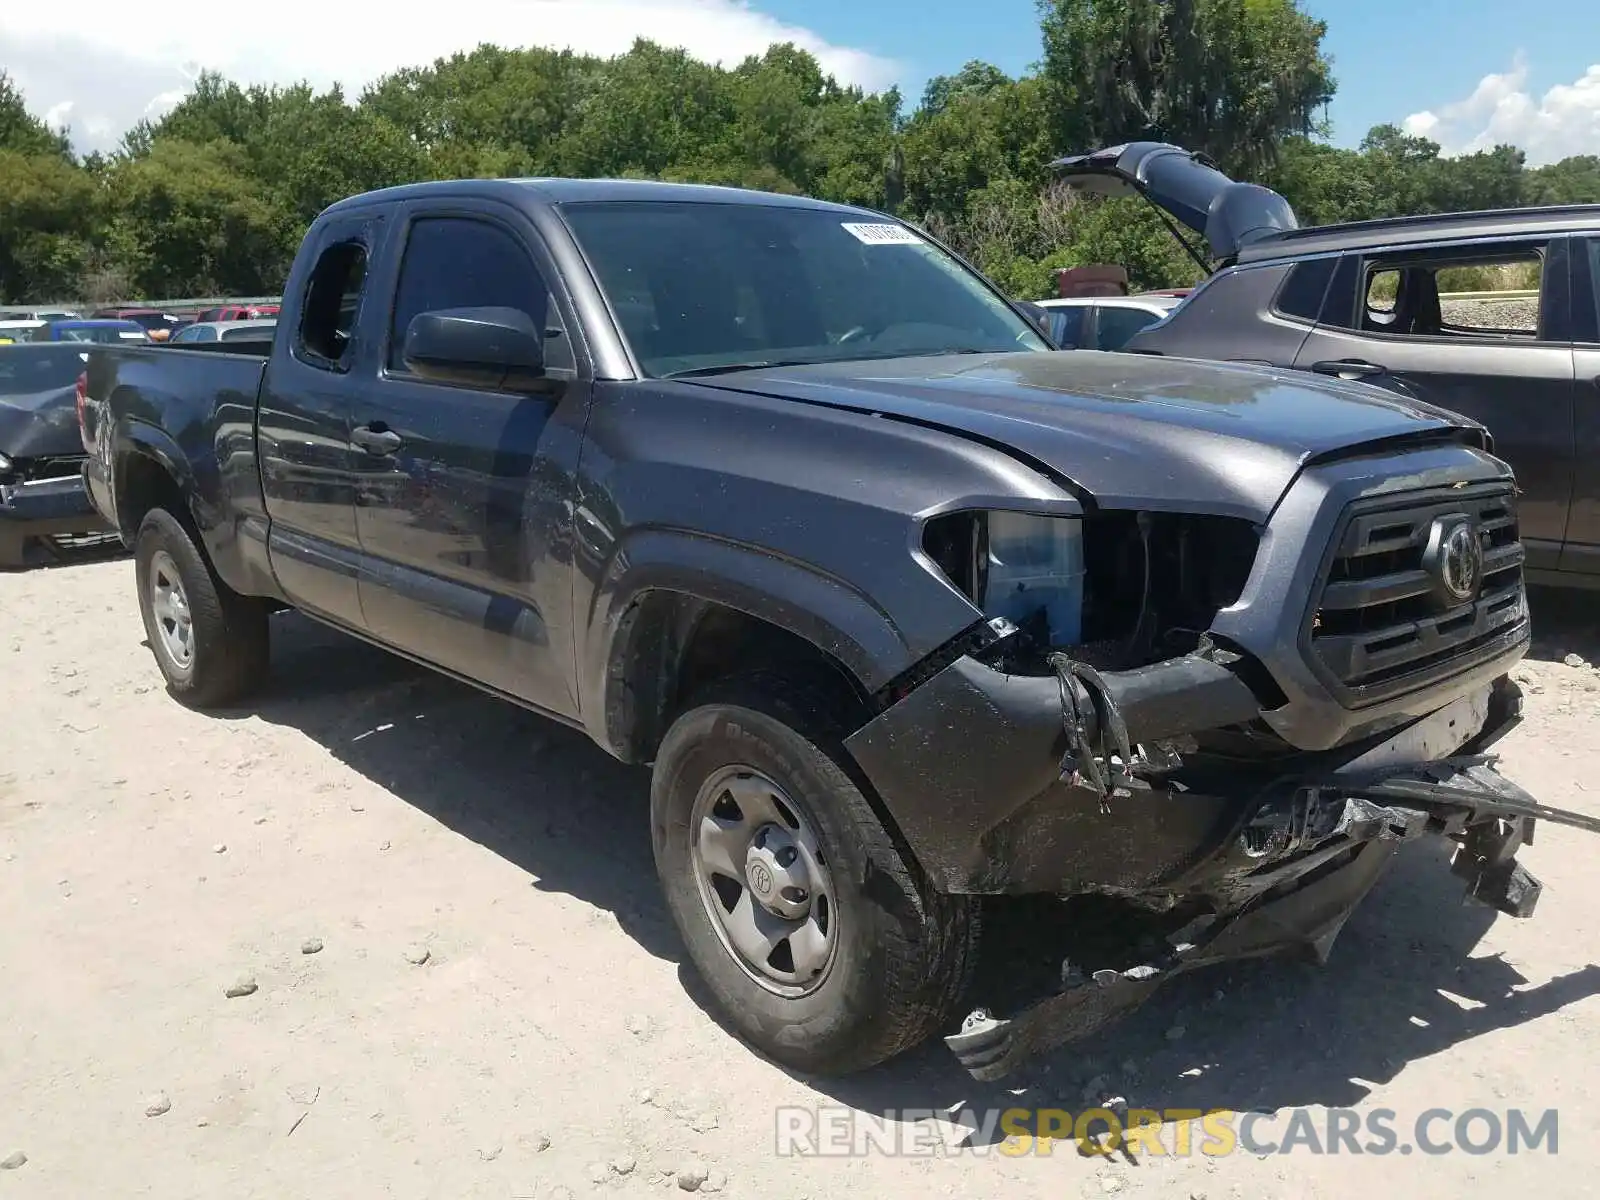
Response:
[[923, 510, 1085, 647]]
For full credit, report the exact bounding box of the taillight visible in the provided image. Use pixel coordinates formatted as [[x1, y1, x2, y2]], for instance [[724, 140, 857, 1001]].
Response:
[[75, 370, 89, 450]]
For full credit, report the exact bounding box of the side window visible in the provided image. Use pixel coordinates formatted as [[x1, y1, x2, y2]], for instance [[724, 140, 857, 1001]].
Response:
[[386, 216, 568, 377], [1047, 306, 1086, 347], [299, 240, 368, 368], [196, 326, 218, 342], [1094, 305, 1161, 351], [1360, 247, 1545, 340], [1273, 258, 1335, 323]]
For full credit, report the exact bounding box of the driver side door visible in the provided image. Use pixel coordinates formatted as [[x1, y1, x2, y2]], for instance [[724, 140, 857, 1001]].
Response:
[[352, 201, 590, 718]]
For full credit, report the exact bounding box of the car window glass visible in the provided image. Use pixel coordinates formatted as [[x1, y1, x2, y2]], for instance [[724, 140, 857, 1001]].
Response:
[[1046, 306, 1086, 346], [1274, 258, 1335, 322], [1362, 250, 1543, 340], [1094, 306, 1161, 350], [299, 240, 367, 367], [387, 216, 564, 376]]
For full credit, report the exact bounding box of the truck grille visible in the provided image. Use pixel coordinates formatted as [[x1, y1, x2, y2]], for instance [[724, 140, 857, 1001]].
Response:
[[1308, 483, 1526, 705]]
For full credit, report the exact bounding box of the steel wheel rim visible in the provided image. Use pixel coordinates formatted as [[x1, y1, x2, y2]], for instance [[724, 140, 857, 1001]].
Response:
[[148, 550, 194, 672], [689, 764, 839, 997]]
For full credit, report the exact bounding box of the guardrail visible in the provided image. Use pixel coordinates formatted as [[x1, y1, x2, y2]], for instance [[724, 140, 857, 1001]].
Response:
[[1436, 289, 1540, 301], [26, 296, 284, 312]]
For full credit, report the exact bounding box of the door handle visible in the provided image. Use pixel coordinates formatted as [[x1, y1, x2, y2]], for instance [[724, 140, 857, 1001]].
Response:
[[1311, 359, 1386, 378], [352, 424, 402, 455]]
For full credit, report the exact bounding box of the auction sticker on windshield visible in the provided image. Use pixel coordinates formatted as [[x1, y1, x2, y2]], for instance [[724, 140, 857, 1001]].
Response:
[[841, 222, 924, 245]]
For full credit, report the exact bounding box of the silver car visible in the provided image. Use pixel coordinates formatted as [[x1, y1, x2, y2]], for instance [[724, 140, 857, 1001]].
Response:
[[167, 318, 278, 345]]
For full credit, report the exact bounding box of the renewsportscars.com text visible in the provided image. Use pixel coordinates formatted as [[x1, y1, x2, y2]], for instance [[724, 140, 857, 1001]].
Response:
[[774, 1105, 1559, 1158]]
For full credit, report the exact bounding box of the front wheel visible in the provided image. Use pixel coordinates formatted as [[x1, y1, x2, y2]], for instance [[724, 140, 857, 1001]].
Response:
[[133, 507, 270, 707], [650, 676, 980, 1075]]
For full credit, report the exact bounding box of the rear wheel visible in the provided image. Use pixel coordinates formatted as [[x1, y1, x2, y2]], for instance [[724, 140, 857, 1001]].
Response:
[[133, 507, 270, 707], [650, 674, 980, 1075]]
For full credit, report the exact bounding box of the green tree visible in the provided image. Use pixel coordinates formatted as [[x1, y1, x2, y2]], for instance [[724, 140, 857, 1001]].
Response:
[[1527, 155, 1600, 205], [0, 150, 98, 301], [1037, 0, 1334, 172], [102, 139, 286, 296]]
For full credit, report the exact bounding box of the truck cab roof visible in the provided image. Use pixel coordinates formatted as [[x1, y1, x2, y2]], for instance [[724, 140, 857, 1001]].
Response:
[[323, 176, 884, 219]]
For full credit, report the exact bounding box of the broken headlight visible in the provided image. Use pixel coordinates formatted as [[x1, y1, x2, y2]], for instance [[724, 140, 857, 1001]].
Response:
[[922, 510, 1085, 648]]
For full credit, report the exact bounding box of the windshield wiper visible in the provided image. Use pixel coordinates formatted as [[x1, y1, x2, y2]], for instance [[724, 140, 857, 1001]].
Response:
[[663, 359, 818, 379]]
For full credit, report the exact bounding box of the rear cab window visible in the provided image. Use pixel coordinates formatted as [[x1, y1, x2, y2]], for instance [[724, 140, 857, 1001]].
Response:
[[297, 239, 369, 369]]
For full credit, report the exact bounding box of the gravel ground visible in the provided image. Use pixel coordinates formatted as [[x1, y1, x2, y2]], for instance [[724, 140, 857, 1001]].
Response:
[[1, 560, 1597, 1199], [1439, 298, 1539, 333]]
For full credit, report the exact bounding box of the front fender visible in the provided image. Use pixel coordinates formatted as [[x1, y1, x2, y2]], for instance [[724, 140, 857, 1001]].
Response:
[[582, 527, 936, 755]]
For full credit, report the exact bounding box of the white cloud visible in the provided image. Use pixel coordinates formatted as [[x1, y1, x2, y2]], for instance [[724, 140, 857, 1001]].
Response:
[[1403, 53, 1600, 166], [1, 0, 901, 155], [42, 100, 73, 132]]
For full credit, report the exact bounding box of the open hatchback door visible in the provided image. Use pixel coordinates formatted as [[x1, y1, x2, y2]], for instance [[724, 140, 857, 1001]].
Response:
[[1051, 142, 1300, 265]]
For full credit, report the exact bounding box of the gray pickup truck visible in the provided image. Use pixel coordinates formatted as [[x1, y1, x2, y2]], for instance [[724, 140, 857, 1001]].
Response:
[[78, 178, 1595, 1081]]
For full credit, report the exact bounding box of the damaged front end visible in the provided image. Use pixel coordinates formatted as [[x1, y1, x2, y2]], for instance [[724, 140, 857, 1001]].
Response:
[[846, 495, 1598, 1082]]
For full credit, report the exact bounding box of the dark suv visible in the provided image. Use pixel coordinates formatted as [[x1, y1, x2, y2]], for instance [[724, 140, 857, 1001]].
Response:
[[1054, 142, 1600, 588]]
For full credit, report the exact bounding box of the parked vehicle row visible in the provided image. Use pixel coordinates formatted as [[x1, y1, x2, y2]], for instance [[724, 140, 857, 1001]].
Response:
[[77, 175, 1599, 1083]]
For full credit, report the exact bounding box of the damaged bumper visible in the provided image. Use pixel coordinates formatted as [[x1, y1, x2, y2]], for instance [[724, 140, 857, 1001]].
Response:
[[843, 641, 1597, 1082]]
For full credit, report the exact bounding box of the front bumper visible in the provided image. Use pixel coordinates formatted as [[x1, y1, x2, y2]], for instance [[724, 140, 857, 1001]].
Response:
[[843, 642, 1596, 1081], [0, 470, 111, 547]]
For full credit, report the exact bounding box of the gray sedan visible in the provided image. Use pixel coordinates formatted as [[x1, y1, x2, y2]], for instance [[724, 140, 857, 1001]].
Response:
[[168, 319, 278, 345]]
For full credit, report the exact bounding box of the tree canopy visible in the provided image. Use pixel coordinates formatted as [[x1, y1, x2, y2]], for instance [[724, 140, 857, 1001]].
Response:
[[2, 2, 1597, 305]]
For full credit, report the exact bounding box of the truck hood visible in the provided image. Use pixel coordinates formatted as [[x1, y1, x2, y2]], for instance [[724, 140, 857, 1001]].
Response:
[[694, 351, 1478, 523], [0, 385, 82, 460], [1050, 142, 1297, 261]]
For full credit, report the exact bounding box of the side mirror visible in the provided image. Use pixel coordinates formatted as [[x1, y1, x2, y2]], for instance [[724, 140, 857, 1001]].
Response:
[[402, 306, 546, 391]]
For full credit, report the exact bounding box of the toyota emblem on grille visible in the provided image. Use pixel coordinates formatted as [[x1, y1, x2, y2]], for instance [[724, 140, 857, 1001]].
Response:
[[1423, 516, 1483, 608]]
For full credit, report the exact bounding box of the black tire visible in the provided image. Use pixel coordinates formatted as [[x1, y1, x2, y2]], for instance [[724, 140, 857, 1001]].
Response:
[[650, 674, 980, 1076], [133, 507, 270, 707]]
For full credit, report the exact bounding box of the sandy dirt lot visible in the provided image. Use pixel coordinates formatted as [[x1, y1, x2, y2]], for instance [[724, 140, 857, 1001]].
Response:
[[2, 559, 1597, 1199]]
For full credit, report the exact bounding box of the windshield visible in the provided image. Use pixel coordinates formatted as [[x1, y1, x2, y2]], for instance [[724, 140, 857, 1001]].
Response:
[[560, 201, 1050, 377]]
